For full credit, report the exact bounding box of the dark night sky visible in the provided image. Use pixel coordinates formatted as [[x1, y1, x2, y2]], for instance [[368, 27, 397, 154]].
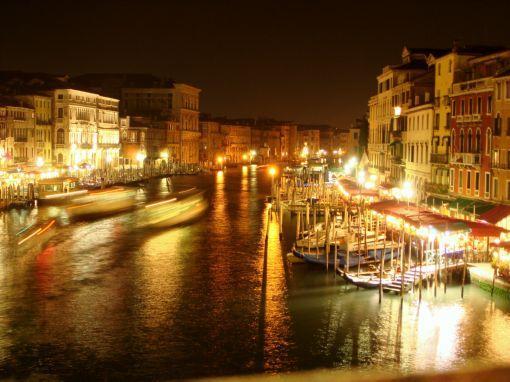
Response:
[[2, 0, 510, 128]]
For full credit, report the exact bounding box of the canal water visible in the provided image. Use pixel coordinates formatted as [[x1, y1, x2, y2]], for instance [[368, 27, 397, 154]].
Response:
[[0, 166, 510, 380]]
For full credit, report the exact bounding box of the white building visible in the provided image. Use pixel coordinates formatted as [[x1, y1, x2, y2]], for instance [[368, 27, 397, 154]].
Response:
[[53, 89, 119, 169], [403, 102, 434, 201]]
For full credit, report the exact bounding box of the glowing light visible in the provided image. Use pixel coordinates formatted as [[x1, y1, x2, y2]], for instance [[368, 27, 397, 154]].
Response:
[[394, 106, 402, 116], [160, 151, 169, 160], [269, 167, 277, 176], [217, 156, 224, 165], [300, 143, 309, 158], [242, 153, 248, 161], [136, 152, 146, 163], [36, 156, 44, 167]]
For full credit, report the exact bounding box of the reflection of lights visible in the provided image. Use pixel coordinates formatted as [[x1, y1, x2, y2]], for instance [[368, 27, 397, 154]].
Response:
[[242, 153, 248, 161]]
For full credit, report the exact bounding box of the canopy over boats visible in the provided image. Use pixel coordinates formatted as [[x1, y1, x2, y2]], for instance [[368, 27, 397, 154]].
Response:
[[369, 200, 507, 238]]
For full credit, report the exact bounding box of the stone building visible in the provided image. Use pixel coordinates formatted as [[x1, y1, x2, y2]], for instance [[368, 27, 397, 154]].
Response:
[[72, 74, 201, 165], [200, 120, 225, 167], [221, 124, 251, 164], [16, 94, 53, 165], [368, 47, 439, 185], [119, 116, 147, 167], [493, 67, 510, 201], [297, 127, 320, 157], [402, 102, 435, 201], [0, 98, 36, 166], [52, 88, 120, 169]]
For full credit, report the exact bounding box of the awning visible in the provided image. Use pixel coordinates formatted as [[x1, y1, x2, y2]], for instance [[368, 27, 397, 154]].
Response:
[[450, 197, 494, 216], [369, 200, 507, 237], [479, 204, 510, 225]]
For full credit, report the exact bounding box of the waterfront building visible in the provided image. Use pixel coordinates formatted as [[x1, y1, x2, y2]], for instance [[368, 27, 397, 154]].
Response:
[[449, 79, 493, 200], [221, 123, 251, 164], [426, 44, 505, 196], [368, 47, 439, 185], [199, 120, 225, 167], [297, 127, 320, 156], [16, 94, 53, 165], [52, 89, 119, 169], [493, 69, 510, 201], [402, 101, 434, 202], [0, 98, 36, 166], [119, 116, 147, 167], [449, 48, 510, 203], [72, 74, 202, 165]]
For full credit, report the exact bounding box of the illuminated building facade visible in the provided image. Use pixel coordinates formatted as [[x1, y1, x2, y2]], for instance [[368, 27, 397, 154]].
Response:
[[52, 89, 119, 169], [16, 94, 53, 165], [0, 100, 36, 166], [297, 128, 320, 155]]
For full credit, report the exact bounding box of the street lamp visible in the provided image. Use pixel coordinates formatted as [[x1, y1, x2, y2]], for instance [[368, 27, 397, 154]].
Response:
[[36, 156, 44, 168]]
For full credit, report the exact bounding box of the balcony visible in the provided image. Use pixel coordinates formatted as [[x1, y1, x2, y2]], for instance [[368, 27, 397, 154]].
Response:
[[451, 152, 481, 166], [492, 161, 510, 170], [430, 153, 449, 164], [453, 77, 493, 94]]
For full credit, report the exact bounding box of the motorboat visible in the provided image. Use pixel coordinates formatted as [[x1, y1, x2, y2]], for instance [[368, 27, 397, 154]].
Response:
[[138, 190, 208, 229], [66, 187, 137, 219]]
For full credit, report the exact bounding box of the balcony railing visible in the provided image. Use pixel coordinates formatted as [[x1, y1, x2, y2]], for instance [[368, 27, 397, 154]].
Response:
[[492, 161, 510, 170], [430, 153, 449, 164], [451, 152, 481, 166], [453, 77, 493, 94]]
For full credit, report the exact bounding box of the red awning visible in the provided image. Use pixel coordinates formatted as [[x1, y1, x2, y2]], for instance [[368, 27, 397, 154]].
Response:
[[479, 204, 510, 225], [370, 200, 507, 237]]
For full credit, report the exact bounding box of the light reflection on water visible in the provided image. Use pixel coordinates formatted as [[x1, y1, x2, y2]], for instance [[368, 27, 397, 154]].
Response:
[[0, 169, 509, 379]]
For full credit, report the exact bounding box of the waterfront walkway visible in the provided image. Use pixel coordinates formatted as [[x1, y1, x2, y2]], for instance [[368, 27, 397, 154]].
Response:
[[469, 263, 510, 298]]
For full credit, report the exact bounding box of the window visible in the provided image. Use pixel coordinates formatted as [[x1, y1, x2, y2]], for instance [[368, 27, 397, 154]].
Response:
[[485, 172, 491, 198], [452, 100, 456, 116], [448, 60, 452, 73], [494, 178, 499, 199], [475, 129, 481, 152], [437, 63, 441, 76], [467, 129, 472, 152], [56, 128, 65, 144], [507, 118, 510, 136], [435, 113, 439, 129], [467, 171, 471, 190], [475, 172, 480, 195], [58, 94, 63, 100], [57, 108, 63, 118], [469, 98, 473, 114], [450, 168, 454, 190], [477, 97, 482, 114], [506, 81, 510, 99], [486, 129, 492, 155], [461, 100, 465, 115], [497, 82, 502, 100], [507, 181, 510, 200], [488, 95, 493, 113], [459, 170, 463, 191], [460, 129, 465, 152]]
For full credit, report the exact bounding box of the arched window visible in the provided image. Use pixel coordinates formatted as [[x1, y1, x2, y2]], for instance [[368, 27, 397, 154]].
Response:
[[467, 129, 473, 152], [486, 128, 492, 155], [57, 153, 63, 163], [57, 128, 65, 145], [451, 130, 456, 153], [475, 129, 481, 152], [460, 129, 465, 152]]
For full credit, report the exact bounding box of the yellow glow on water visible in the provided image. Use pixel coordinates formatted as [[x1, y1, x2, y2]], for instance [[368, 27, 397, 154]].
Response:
[[242, 165, 248, 176]]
